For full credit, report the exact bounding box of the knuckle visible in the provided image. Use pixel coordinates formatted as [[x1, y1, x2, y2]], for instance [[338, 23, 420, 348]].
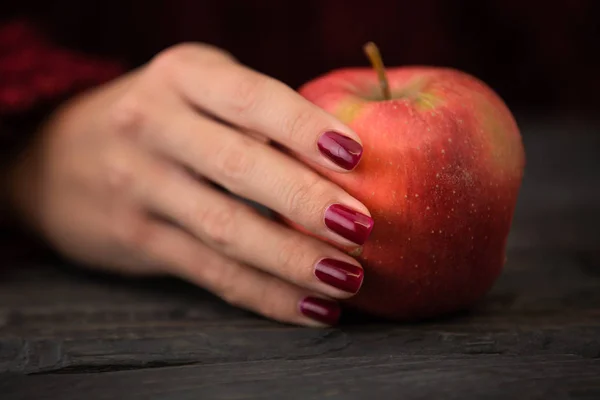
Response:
[[197, 205, 239, 246], [221, 285, 245, 310], [109, 96, 148, 140], [231, 71, 269, 117], [183, 250, 223, 286], [215, 137, 256, 187], [151, 43, 196, 73], [217, 263, 248, 308], [105, 154, 136, 194], [115, 217, 155, 252], [277, 237, 311, 279], [215, 261, 255, 309], [252, 280, 280, 319], [102, 146, 143, 198], [151, 42, 235, 76], [283, 173, 329, 219], [281, 106, 316, 146]]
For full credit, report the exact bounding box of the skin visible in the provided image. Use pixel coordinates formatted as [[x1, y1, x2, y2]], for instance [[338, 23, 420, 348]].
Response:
[[289, 66, 526, 320], [4, 43, 375, 327]]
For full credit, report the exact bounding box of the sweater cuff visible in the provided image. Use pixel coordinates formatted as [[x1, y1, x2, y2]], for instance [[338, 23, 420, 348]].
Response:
[[0, 18, 126, 116]]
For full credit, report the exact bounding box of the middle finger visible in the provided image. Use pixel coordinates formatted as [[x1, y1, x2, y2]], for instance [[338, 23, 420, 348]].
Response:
[[149, 108, 374, 248]]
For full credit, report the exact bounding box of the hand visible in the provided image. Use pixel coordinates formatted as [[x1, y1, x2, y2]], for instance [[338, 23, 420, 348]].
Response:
[[6, 43, 373, 327]]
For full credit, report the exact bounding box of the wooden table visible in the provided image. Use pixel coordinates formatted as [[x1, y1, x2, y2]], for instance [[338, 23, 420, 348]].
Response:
[[1, 119, 599, 399]]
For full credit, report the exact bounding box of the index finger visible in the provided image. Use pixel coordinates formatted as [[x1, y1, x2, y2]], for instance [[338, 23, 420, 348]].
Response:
[[163, 45, 364, 173]]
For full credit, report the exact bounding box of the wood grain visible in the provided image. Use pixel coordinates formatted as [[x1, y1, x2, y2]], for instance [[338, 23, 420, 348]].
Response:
[[1, 355, 600, 400], [0, 121, 598, 398]]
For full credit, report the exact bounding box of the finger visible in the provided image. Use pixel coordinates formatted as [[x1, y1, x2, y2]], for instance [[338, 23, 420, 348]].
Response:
[[142, 220, 342, 327], [141, 159, 365, 299], [164, 46, 364, 172], [145, 108, 373, 247]]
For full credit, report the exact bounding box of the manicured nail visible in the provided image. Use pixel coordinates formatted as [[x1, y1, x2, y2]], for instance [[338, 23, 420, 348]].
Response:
[[315, 258, 364, 294], [324, 204, 374, 245], [317, 131, 363, 170], [299, 296, 341, 325]]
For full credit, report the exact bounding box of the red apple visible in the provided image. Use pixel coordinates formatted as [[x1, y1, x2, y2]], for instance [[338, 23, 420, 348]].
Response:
[[285, 43, 525, 321]]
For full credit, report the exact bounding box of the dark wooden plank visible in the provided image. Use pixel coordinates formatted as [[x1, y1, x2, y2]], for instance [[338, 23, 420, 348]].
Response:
[[0, 248, 598, 374], [1, 355, 599, 400]]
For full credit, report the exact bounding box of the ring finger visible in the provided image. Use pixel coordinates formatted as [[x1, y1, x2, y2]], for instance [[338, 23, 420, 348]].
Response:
[[141, 157, 365, 299]]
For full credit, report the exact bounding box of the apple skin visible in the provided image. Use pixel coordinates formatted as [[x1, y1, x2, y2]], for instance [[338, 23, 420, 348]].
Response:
[[285, 66, 525, 321]]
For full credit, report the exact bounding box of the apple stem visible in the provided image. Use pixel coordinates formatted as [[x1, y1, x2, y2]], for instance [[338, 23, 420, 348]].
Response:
[[363, 41, 391, 101]]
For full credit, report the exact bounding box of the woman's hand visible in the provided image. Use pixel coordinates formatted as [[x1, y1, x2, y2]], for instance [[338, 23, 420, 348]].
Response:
[[6, 43, 373, 327]]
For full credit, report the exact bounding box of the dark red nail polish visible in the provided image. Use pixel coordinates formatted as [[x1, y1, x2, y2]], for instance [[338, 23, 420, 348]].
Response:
[[315, 258, 364, 294], [299, 296, 341, 325], [317, 131, 363, 170], [324, 204, 374, 245]]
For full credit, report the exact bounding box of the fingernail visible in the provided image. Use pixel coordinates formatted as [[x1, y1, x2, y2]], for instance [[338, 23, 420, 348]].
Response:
[[299, 296, 341, 325], [317, 131, 363, 170], [315, 258, 364, 294], [324, 204, 374, 245]]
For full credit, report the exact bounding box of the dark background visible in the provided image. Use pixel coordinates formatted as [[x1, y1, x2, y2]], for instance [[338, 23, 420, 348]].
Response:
[[1, 0, 598, 271], [2, 0, 600, 123]]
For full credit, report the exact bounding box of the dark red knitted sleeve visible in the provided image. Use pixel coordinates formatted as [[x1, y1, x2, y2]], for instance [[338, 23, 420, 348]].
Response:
[[0, 17, 127, 187], [0, 18, 125, 116]]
